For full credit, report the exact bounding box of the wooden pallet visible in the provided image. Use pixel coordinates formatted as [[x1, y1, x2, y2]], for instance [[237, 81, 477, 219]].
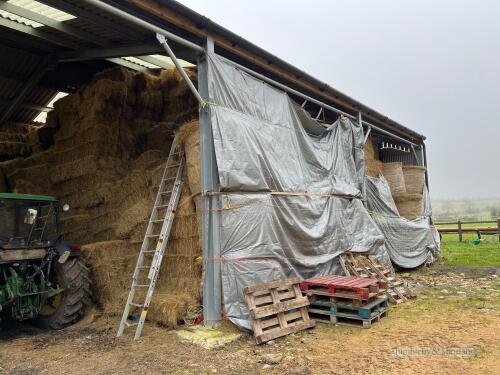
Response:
[[244, 278, 315, 344], [309, 295, 388, 319], [339, 253, 415, 304], [300, 275, 382, 300], [309, 308, 388, 328]]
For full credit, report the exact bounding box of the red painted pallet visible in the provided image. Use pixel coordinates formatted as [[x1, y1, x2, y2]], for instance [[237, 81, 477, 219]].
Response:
[[300, 275, 381, 300]]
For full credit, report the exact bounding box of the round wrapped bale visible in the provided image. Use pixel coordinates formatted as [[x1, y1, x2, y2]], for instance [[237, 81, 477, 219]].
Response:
[[403, 165, 426, 194], [382, 162, 406, 194], [393, 192, 423, 220]]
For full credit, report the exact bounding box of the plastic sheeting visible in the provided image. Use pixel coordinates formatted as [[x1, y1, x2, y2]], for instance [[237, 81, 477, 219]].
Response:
[[365, 176, 440, 269], [207, 53, 391, 329]]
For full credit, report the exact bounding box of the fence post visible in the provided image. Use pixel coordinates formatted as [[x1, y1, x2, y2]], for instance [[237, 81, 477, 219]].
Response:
[[497, 218, 500, 243], [458, 220, 462, 242]]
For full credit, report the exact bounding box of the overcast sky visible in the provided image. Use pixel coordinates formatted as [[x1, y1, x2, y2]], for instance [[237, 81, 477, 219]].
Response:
[[179, 0, 500, 200]]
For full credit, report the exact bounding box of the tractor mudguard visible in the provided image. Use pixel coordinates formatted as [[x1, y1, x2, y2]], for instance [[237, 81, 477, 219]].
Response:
[[53, 240, 82, 258]]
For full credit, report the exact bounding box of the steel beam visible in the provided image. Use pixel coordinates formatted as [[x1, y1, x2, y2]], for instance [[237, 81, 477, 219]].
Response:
[[0, 28, 57, 53], [56, 45, 163, 62], [422, 141, 429, 189], [364, 125, 372, 144], [0, 16, 79, 49], [157, 34, 203, 105], [362, 120, 417, 147], [0, 57, 53, 124], [0, 99, 51, 113], [199, 35, 222, 328], [80, 0, 203, 52]]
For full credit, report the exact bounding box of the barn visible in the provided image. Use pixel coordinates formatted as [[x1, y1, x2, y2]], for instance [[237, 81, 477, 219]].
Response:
[[0, 0, 439, 331]]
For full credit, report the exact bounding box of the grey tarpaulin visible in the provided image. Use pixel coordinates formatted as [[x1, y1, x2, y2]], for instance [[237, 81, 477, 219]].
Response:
[[365, 176, 440, 269], [206, 53, 391, 329]]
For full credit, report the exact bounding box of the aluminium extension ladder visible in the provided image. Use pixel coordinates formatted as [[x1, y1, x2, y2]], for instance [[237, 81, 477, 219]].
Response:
[[117, 139, 185, 339]]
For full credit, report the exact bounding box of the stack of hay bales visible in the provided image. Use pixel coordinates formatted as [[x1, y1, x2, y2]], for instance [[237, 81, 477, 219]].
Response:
[[364, 136, 382, 177], [0, 126, 32, 162], [380, 161, 427, 220], [0, 66, 202, 326]]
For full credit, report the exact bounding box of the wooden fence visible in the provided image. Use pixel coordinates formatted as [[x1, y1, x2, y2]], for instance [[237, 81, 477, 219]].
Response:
[[435, 219, 500, 242]]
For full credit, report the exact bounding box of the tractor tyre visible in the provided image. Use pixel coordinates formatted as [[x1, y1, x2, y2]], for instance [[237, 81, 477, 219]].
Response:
[[34, 257, 92, 329]]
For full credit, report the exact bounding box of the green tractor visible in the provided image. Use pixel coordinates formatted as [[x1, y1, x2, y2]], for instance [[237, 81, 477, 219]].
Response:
[[0, 193, 91, 329]]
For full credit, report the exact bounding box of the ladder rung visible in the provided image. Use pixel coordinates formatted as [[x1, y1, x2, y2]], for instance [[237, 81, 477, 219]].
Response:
[[134, 284, 150, 288], [129, 303, 143, 307], [141, 250, 157, 253], [124, 321, 138, 327], [137, 266, 151, 269], [150, 219, 164, 223], [162, 177, 176, 181], [167, 163, 181, 168], [156, 204, 169, 209], [146, 234, 160, 238], [160, 191, 172, 195]]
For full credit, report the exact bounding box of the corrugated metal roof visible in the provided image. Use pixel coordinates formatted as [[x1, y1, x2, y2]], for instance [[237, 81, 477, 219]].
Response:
[[9, 0, 76, 22]]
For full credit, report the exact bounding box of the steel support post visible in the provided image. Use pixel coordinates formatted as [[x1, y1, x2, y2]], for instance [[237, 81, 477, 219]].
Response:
[[198, 36, 222, 327], [364, 126, 371, 144], [157, 34, 204, 105], [422, 141, 429, 190]]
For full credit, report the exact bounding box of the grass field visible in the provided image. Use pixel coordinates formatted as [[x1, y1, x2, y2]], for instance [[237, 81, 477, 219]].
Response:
[[436, 222, 500, 267]]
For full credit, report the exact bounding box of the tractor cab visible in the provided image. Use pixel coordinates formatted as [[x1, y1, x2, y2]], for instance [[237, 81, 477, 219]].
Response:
[[0, 193, 90, 327], [0, 193, 64, 250]]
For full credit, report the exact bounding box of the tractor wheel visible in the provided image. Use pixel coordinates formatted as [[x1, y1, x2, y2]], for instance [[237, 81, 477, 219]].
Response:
[[34, 257, 92, 329]]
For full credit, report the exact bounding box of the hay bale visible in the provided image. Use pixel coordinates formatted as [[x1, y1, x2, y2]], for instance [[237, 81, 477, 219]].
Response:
[[114, 198, 151, 240], [176, 120, 200, 197], [403, 165, 426, 194], [0, 141, 31, 159], [0, 132, 26, 142], [365, 137, 382, 177], [130, 150, 166, 170], [382, 162, 406, 194], [93, 66, 136, 90], [393, 193, 423, 220], [83, 239, 201, 326], [50, 156, 126, 184]]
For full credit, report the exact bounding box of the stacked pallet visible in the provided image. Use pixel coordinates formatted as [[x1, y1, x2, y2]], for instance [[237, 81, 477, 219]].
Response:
[[301, 275, 388, 328], [244, 278, 315, 344], [339, 252, 416, 304]]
